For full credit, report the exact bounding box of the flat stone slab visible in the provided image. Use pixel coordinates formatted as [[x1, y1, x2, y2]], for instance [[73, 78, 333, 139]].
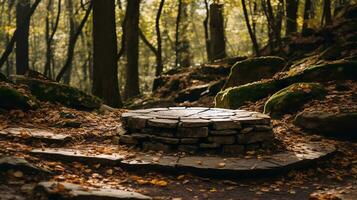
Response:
[[0, 156, 50, 174], [31, 142, 336, 177], [121, 107, 273, 153], [31, 148, 125, 164], [0, 127, 71, 143], [34, 182, 152, 200]]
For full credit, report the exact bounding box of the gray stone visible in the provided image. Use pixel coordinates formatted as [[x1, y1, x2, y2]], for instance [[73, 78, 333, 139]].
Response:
[[152, 136, 179, 144], [142, 128, 174, 137], [240, 127, 254, 134], [147, 119, 178, 128], [208, 136, 235, 144], [222, 145, 245, 154], [245, 143, 261, 151], [210, 130, 237, 135], [131, 133, 152, 140], [119, 135, 137, 145], [238, 116, 270, 125], [211, 118, 242, 130], [127, 116, 152, 129], [177, 127, 208, 138], [35, 182, 152, 200], [178, 145, 198, 153], [142, 142, 172, 152], [179, 119, 210, 127], [1, 127, 71, 143], [199, 143, 220, 148], [180, 138, 199, 144], [0, 156, 50, 174], [254, 125, 272, 131], [237, 131, 274, 144]]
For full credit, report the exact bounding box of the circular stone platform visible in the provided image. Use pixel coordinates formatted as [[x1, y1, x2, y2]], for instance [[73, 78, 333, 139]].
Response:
[[120, 107, 274, 154]]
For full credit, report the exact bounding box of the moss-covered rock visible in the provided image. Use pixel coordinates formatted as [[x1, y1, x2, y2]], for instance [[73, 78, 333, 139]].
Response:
[[216, 60, 357, 109], [223, 56, 286, 89], [264, 83, 326, 117], [12, 76, 102, 110], [0, 85, 37, 110], [294, 111, 357, 140], [216, 79, 282, 109]]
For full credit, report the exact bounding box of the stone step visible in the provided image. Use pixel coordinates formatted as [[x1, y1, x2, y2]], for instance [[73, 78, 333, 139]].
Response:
[[34, 182, 152, 200], [0, 127, 71, 143]]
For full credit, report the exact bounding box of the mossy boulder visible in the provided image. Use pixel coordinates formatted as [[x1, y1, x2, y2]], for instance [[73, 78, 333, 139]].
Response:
[[294, 111, 357, 140], [216, 79, 282, 109], [264, 83, 326, 117], [0, 85, 37, 110], [216, 60, 357, 109], [12, 76, 102, 110], [223, 56, 286, 89]]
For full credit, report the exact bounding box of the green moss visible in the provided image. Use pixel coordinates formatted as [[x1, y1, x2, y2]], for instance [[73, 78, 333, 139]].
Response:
[[224, 56, 286, 89], [0, 85, 37, 110], [13, 76, 102, 110], [216, 79, 282, 109], [264, 83, 326, 117]]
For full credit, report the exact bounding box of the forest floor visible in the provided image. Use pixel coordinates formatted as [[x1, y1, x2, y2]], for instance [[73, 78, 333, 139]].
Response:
[[0, 80, 356, 200]]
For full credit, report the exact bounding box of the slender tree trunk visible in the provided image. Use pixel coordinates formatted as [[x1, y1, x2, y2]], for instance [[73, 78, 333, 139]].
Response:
[[16, 0, 30, 75], [302, 0, 312, 34], [285, 0, 299, 35], [56, 2, 92, 82], [44, 0, 61, 79], [242, 0, 260, 56], [0, 0, 41, 70], [321, 0, 332, 26], [92, 0, 122, 107], [155, 0, 165, 77], [175, 0, 182, 67], [62, 0, 76, 84], [123, 0, 140, 99], [209, 3, 226, 61], [203, 0, 210, 61]]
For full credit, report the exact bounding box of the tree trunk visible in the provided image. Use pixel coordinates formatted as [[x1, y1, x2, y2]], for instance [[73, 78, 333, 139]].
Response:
[[302, 0, 312, 34], [16, 0, 30, 75], [241, 0, 260, 56], [209, 3, 226, 61], [63, 0, 75, 84], [322, 0, 332, 26], [0, 0, 41, 70], [175, 0, 182, 67], [56, 2, 92, 82], [285, 0, 299, 35], [203, 0, 211, 61], [155, 0, 165, 77], [123, 0, 140, 99], [92, 0, 122, 107]]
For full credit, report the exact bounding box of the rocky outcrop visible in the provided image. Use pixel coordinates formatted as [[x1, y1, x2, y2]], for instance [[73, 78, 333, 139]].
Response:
[[294, 111, 357, 139], [223, 56, 286, 89], [264, 83, 326, 117], [216, 60, 357, 109], [12, 76, 102, 110], [0, 84, 37, 110]]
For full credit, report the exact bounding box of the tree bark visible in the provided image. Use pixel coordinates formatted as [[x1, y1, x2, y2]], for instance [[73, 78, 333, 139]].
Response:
[[92, 0, 122, 107], [155, 0, 165, 76], [321, 0, 332, 26], [241, 0, 260, 56], [285, 0, 299, 35], [0, 0, 41, 70], [209, 3, 226, 61], [302, 0, 312, 34], [44, 0, 61, 79], [16, 0, 31, 75], [56, 1, 92, 82], [203, 0, 211, 61], [175, 0, 182, 67], [123, 0, 140, 99]]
